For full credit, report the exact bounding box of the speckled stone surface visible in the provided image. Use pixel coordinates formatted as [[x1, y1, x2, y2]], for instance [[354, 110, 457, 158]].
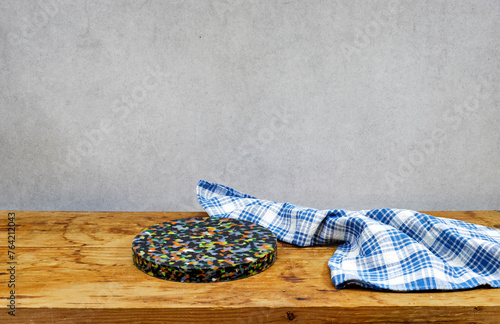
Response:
[[132, 217, 277, 282]]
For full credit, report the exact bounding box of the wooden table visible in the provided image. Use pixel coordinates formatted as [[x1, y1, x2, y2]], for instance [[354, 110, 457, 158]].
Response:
[[1, 210, 499, 323]]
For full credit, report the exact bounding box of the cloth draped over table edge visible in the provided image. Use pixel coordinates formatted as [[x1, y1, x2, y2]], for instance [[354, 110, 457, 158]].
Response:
[[196, 180, 500, 291]]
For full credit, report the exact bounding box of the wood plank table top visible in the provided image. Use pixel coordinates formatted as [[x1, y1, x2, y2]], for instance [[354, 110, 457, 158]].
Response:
[[1, 210, 499, 323]]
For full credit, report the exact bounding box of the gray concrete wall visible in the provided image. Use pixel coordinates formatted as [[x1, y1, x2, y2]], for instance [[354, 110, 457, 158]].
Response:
[[1, 0, 499, 212]]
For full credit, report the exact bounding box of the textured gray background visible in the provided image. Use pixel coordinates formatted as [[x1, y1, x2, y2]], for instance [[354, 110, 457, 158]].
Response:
[[1, 0, 499, 212]]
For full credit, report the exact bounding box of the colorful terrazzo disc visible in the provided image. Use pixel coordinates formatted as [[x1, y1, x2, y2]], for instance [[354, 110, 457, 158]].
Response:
[[132, 217, 277, 282]]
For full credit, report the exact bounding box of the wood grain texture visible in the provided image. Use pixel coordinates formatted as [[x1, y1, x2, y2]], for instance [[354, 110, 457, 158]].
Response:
[[1, 210, 499, 323]]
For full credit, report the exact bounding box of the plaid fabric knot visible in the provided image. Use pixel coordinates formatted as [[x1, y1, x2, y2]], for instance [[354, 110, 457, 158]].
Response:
[[197, 180, 500, 291]]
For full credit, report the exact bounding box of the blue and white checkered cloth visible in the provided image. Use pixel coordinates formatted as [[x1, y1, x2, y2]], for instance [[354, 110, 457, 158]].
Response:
[[197, 180, 500, 291]]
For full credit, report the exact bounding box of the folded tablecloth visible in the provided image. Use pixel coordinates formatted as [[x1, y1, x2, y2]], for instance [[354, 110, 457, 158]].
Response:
[[197, 180, 500, 291]]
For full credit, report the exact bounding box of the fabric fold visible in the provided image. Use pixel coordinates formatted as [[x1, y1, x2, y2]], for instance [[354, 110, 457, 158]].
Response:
[[197, 180, 500, 291]]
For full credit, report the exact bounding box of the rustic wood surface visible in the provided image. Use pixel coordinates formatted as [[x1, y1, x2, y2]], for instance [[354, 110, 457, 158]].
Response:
[[1, 210, 499, 323]]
